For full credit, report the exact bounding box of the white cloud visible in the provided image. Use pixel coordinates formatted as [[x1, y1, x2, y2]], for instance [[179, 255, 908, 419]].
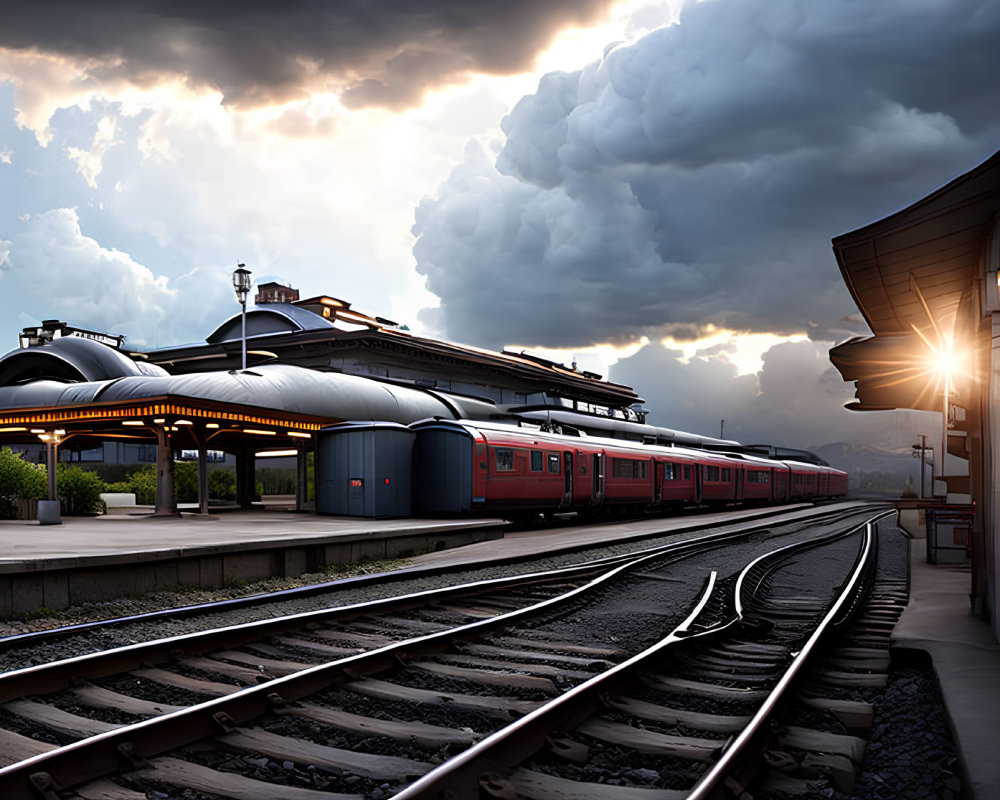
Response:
[[66, 114, 118, 188], [0, 208, 232, 348]]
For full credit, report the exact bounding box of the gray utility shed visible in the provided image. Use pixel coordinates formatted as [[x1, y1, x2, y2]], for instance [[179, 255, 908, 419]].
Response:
[[317, 422, 415, 517]]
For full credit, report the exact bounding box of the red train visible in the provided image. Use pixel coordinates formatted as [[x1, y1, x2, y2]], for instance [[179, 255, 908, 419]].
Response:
[[411, 419, 847, 517]]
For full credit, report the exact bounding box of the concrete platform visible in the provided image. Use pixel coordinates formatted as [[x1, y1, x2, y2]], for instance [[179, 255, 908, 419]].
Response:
[[404, 501, 851, 570], [892, 537, 1000, 800], [0, 509, 506, 617], [0, 500, 864, 619]]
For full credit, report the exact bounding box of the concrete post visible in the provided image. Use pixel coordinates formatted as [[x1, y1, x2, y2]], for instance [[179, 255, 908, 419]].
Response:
[[46, 440, 56, 500], [296, 444, 308, 512], [192, 427, 209, 515], [154, 427, 177, 516]]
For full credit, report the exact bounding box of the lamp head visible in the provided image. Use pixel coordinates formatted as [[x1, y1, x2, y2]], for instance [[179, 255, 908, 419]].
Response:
[[232, 264, 252, 304]]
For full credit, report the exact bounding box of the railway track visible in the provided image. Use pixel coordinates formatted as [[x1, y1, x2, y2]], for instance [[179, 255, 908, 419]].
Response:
[[396, 515, 890, 799], [0, 507, 888, 798], [0, 502, 875, 662]]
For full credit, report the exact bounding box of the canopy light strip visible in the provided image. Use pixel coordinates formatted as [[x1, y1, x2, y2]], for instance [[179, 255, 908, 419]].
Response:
[[0, 402, 325, 430]]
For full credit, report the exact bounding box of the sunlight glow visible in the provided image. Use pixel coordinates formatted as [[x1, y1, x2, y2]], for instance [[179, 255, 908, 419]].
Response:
[[504, 338, 651, 381], [911, 326, 968, 395], [661, 327, 811, 375]]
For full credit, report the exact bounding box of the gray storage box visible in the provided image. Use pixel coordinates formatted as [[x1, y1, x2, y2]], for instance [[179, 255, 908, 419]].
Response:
[[317, 422, 414, 517]]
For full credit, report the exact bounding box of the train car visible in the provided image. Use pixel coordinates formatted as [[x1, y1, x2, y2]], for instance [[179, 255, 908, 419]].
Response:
[[693, 451, 734, 504], [411, 419, 580, 514], [786, 460, 820, 500], [715, 451, 792, 505], [651, 450, 700, 509], [411, 418, 847, 517], [827, 468, 849, 498]]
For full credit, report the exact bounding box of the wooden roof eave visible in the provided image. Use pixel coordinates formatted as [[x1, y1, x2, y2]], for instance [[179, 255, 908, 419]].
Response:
[[833, 149, 1000, 334]]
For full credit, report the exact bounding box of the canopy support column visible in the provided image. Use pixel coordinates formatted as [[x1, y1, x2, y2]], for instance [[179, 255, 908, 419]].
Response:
[[191, 427, 209, 515], [296, 443, 309, 512], [235, 447, 255, 510], [154, 427, 177, 517]]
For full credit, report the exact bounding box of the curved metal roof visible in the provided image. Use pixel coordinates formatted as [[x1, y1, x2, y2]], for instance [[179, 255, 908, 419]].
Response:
[[0, 336, 169, 386], [0, 338, 458, 424], [206, 304, 336, 344]]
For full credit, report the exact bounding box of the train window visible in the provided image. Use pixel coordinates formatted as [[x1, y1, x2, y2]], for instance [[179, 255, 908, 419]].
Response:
[[747, 470, 770, 483], [547, 453, 561, 473], [613, 459, 647, 479], [706, 466, 719, 481], [664, 463, 675, 480], [495, 448, 515, 472], [721, 468, 730, 481], [530, 450, 543, 471], [684, 465, 691, 480]]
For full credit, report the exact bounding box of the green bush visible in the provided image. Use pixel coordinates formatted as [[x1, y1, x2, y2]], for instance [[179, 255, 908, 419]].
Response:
[[0, 447, 47, 518], [74, 463, 138, 484], [57, 465, 106, 516], [257, 467, 296, 495], [209, 468, 236, 501], [116, 463, 241, 504], [125, 464, 158, 505], [174, 461, 198, 503]]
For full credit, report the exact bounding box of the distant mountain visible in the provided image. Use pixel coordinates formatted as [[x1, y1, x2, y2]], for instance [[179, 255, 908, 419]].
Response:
[[809, 442, 930, 493]]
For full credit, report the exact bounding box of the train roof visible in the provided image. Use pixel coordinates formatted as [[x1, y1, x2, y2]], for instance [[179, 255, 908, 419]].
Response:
[[412, 418, 837, 471], [512, 407, 740, 449]]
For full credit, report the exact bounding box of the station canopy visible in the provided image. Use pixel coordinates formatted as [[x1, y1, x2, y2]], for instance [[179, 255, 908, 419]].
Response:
[[830, 148, 1000, 411], [0, 337, 464, 449]]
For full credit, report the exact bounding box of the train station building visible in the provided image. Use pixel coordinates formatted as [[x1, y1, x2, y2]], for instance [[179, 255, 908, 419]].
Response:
[[0, 285, 741, 524], [830, 147, 1000, 639]]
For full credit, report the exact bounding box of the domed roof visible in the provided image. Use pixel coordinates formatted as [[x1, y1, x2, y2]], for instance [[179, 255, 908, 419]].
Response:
[[206, 304, 335, 344], [0, 337, 169, 387]]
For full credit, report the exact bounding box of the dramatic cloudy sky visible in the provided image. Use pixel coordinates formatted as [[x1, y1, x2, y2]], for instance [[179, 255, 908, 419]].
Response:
[[1, 0, 996, 450]]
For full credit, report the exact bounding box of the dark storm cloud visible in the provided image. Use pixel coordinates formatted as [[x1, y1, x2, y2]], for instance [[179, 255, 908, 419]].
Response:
[[609, 340, 935, 451], [0, 1, 615, 109], [412, 0, 1000, 349]]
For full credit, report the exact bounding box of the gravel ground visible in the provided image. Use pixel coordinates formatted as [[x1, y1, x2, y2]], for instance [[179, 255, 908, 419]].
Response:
[[761, 522, 966, 800], [843, 523, 965, 800]]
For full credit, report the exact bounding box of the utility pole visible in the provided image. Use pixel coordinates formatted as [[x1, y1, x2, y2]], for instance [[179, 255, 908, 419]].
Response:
[[912, 434, 931, 499], [720, 419, 725, 439]]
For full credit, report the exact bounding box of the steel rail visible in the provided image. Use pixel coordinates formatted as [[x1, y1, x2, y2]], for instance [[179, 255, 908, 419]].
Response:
[[0, 506, 857, 702], [685, 512, 891, 800], [0, 502, 875, 650], [732, 510, 890, 619], [391, 572, 725, 800], [386, 512, 890, 799], [0, 527, 747, 799]]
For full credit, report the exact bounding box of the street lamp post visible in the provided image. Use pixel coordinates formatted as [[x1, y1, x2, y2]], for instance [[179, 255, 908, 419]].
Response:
[[232, 264, 252, 371], [34, 429, 65, 524]]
